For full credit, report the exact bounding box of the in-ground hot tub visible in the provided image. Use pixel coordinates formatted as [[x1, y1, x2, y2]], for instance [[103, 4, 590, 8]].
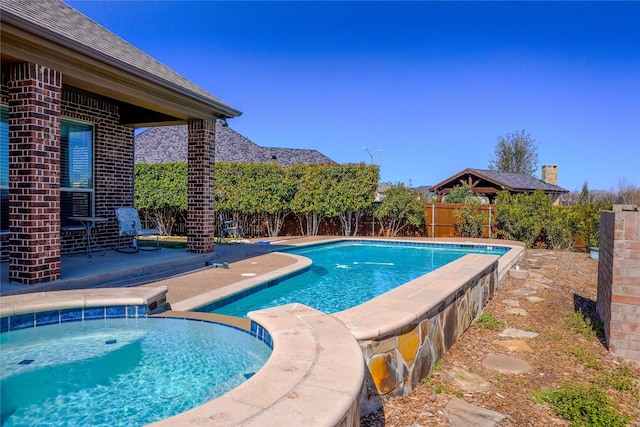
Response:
[[0, 288, 272, 427]]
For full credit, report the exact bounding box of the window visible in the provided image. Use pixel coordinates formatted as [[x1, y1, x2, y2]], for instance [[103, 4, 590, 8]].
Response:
[[0, 109, 94, 230], [61, 120, 94, 226]]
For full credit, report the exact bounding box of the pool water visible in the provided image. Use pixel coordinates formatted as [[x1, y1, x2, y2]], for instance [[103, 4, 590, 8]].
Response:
[[210, 241, 506, 317], [0, 317, 271, 427]]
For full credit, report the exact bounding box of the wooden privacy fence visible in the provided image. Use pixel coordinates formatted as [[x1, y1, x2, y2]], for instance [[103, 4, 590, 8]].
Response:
[[150, 203, 495, 239], [425, 203, 495, 238]]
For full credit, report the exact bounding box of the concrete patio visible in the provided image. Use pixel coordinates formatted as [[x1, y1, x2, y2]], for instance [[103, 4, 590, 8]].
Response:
[[0, 242, 283, 297]]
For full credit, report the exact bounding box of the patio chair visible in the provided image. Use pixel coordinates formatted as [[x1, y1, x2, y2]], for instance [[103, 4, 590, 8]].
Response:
[[220, 214, 243, 240], [115, 207, 160, 252]]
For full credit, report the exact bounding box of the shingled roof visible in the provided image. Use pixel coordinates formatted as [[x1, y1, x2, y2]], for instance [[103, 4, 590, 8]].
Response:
[[468, 169, 568, 193], [135, 125, 335, 167], [429, 167, 568, 201], [1, 0, 240, 124]]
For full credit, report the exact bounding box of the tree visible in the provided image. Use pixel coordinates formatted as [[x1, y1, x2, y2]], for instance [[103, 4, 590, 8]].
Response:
[[615, 178, 640, 205], [488, 130, 539, 175], [288, 164, 332, 236], [374, 183, 425, 237], [579, 180, 591, 204], [326, 163, 379, 236], [444, 185, 473, 203]]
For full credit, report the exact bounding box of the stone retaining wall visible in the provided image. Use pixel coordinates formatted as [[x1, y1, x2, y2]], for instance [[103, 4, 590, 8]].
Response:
[[334, 253, 503, 414]]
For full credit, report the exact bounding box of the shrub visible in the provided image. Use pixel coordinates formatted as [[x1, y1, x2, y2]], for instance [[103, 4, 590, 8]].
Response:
[[454, 198, 486, 238], [135, 162, 187, 236], [546, 206, 574, 250], [534, 382, 629, 427], [494, 190, 551, 247], [570, 202, 605, 249]]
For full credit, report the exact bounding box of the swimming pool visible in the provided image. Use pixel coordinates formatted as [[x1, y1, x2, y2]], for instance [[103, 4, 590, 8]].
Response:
[[0, 317, 272, 427], [204, 240, 508, 317]]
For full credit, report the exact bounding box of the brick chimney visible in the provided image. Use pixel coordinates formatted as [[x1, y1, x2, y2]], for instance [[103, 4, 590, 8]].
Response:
[[542, 164, 558, 185]]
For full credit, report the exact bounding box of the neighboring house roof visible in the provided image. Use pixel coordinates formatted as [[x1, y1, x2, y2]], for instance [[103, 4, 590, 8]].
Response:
[[135, 125, 335, 167], [1, 0, 240, 125], [373, 182, 393, 202], [414, 186, 436, 200], [429, 167, 568, 197]]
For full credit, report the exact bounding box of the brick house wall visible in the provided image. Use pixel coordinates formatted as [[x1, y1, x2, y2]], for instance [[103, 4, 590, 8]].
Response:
[[597, 205, 640, 362], [60, 87, 135, 252], [2, 64, 135, 283]]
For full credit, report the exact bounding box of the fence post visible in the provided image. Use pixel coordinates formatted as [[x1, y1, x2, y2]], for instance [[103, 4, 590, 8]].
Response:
[[431, 204, 435, 237], [488, 205, 492, 238]]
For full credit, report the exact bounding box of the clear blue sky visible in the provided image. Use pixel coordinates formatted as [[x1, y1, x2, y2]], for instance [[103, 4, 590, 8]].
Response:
[[67, 1, 639, 192]]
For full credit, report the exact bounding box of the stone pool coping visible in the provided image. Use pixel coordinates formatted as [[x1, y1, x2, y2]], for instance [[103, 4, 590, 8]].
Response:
[[331, 238, 525, 341], [151, 304, 364, 426], [172, 237, 524, 314], [0, 286, 168, 318], [169, 252, 312, 312]]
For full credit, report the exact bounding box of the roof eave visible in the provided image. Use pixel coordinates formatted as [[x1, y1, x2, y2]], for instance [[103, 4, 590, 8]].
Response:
[[1, 12, 241, 122]]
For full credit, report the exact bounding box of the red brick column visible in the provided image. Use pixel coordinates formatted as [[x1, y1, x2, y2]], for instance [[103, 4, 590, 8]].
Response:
[[597, 205, 640, 362], [8, 63, 62, 284], [187, 119, 216, 253]]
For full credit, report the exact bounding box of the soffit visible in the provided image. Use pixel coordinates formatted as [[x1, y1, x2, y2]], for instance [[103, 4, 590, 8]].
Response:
[[1, 5, 241, 127]]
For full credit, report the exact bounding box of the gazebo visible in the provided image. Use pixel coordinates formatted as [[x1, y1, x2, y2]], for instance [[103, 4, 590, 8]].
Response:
[[429, 168, 568, 204]]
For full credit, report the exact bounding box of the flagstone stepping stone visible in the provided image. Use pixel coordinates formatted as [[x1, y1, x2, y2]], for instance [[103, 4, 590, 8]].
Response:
[[524, 281, 551, 290], [492, 339, 533, 352], [448, 367, 491, 392], [499, 328, 539, 339], [444, 397, 506, 427], [503, 299, 520, 307], [507, 308, 528, 316], [509, 287, 537, 296], [528, 273, 552, 283], [509, 268, 529, 280], [526, 296, 545, 303], [482, 354, 532, 374]]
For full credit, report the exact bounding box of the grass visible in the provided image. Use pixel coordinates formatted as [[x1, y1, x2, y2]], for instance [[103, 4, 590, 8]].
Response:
[[533, 382, 630, 427], [543, 333, 563, 341], [138, 236, 188, 249], [596, 363, 638, 393], [538, 338, 638, 426], [563, 309, 604, 342], [475, 312, 504, 330], [421, 378, 463, 398], [568, 347, 600, 369]]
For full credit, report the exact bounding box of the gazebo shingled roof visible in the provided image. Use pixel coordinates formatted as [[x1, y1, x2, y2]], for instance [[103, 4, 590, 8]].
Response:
[[429, 167, 568, 201]]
